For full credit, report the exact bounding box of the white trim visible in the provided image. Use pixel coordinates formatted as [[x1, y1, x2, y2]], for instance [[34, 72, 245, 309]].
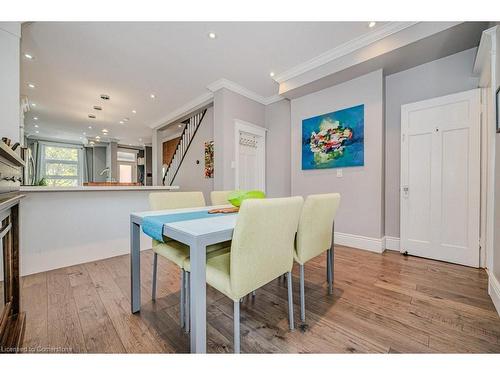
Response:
[[384, 236, 401, 251], [207, 78, 284, 105], [334, 232, 385, 254], [273, 22, 419, 83], [234, 119, 266, 192], [488, 270, 500, 317], [150, 92, 213, 130]]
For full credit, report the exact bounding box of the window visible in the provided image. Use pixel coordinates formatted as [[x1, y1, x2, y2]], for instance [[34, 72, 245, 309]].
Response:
[[117, 149, 138, 183], [41, 144, 82, 187]]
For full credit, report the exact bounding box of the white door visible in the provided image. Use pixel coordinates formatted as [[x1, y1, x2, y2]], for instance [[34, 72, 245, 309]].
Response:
[[401, 89, 481, 267], [234, 120, 266, 192]]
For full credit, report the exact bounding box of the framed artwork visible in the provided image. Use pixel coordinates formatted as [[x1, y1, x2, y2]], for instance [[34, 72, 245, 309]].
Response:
[[204, 140, 214, 178], [496, 86, 500, 133], [302, 104, 364, 170]]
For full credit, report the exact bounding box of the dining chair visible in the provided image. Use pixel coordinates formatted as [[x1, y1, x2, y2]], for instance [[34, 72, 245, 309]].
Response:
[[184, 196, 304, 353], [210, 190, 232, 205], [148, 191, 228, 331], [294, 193, 341, 323]]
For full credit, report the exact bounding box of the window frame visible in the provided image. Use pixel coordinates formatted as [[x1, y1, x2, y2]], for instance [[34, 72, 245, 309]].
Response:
[[39, 141, 84, 186]]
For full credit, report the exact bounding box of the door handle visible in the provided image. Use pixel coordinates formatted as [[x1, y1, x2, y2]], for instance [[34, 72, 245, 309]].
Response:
[[402, 186, 409, 198]]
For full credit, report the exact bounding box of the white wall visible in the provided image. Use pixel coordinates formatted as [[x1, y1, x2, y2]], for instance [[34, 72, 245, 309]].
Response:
[[493, 31, 500, 282], [265, 99, 291, 197], [213, 88, 265, 190], [173, 106, 215, 203], [0, 22, 21, 143], [20, 189, 162, 275], [384, 48, 480, 238], [291, 70, 384, 241]]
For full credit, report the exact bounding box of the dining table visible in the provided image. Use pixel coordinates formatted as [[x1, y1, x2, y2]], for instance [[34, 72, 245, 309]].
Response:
[[130, 205, 237, 353]]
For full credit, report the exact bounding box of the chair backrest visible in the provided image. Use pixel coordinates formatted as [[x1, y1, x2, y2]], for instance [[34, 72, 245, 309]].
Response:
[[210, 190, 232, 206], [295, 193, 341, 264], [149, 191, 206, 210], [229, 196, 303, 298]]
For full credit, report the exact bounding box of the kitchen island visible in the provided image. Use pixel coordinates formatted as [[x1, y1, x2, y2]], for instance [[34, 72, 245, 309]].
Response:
[[19, 185, 178, 275]]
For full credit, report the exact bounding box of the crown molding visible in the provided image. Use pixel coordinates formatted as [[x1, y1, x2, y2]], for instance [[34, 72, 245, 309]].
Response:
[[150, 91, 214, 130], [207, 78, 284, 105], [273, 22, 420, 83]]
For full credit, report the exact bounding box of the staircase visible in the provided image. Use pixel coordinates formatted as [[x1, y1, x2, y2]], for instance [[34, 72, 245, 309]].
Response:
[[162, 109, 207, 186]]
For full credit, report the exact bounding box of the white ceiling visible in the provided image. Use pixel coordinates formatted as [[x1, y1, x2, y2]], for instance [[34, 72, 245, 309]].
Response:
[[21, 21, 388, 145]]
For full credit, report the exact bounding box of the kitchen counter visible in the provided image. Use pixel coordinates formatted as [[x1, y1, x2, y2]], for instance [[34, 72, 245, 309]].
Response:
[[20, 185, 179, 192]]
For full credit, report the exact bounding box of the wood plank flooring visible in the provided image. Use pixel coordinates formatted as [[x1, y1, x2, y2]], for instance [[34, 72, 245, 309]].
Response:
[[20, 246, 500, 353]]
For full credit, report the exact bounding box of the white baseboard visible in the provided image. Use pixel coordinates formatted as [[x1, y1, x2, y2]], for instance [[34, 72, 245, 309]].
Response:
[[384, 236, 401, 251], [334, 232, 385, 253], [488, 271, 500, 317]]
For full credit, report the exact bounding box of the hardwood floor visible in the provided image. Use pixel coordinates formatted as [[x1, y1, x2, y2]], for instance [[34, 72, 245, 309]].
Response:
[[20, 246, 500, 353]]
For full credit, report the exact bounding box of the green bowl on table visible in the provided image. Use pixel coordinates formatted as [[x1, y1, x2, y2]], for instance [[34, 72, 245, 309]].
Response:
[[227, 190, 266, 207]]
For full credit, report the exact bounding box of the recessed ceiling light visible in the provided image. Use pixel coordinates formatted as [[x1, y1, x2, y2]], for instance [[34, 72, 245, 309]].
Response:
[[83, 132, 86, 135], [178, 124, 182, 128], [208, 32, 217, 39], [93, 105, 102, 111], [95, 135, 101, 139], [28, 83, 35, 89], [79, 137, 82, 139], [24, 53, 34, 60], [88, 114, 96, 119], [132, 110, 137, 114], [150, 94, 156, 99], [88, 126, 92, 129], [368, 21, 376, 28], [269, 72, 275, 77], [102, 129, 108, 133], [119, 121, 124, 124], [90, 141, 95, 146], [31, 103, 36, 107], [129, 144, 132, 146], [34, 124, 39, 128], [35, 130, 39, 134], [33, 117, 38, 120], [100, 94, 110, 100]]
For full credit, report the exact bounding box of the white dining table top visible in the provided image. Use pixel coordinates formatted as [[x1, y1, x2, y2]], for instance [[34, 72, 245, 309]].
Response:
[[131, 204, 238, 237]]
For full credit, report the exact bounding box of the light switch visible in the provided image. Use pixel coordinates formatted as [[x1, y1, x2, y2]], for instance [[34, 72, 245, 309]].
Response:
[[336, 169, 343, 177]]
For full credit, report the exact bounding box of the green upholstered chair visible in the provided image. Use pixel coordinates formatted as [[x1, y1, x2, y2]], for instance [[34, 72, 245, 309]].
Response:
[[148, 191, 228, 331], [210, 190, 232, 206], [294, 193, 341, 322], [184, 196, 304, 353]]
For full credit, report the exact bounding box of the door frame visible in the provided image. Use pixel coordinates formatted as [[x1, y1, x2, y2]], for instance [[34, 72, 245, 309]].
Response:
[[234, 119, 267, 192], [400, 88, 481, 267]]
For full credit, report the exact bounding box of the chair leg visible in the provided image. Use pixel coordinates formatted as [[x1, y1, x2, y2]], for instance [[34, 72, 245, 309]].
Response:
[[152, 253, 158, 301], [327, 249, 333, 295], [299, 264, 305, 322], [185, 271, 190, 333], [287, 271, 295, 331], [180, 270, 185, 328], [234, 300, 240, 353]]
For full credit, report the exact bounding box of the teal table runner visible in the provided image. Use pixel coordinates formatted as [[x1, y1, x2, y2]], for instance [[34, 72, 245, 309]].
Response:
[[142, 210, 230, 242]]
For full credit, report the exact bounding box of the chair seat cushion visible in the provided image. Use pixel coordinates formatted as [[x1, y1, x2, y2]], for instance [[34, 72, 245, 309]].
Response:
[[183, 248, 232, 298], [153, 240, 231, 269]]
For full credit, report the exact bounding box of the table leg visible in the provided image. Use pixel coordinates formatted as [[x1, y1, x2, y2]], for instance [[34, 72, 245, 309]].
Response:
[[189, 241, 207, 353], [130, 220, 141, 313]]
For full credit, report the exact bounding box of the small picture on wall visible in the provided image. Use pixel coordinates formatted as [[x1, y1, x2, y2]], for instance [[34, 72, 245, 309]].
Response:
[[302, 104, 364, 170], [204, 140, 214, 178], [496, 86, 500, 133]]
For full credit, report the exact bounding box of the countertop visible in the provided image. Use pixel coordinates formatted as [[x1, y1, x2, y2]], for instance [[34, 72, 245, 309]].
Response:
[[20, 185, 179, 192]]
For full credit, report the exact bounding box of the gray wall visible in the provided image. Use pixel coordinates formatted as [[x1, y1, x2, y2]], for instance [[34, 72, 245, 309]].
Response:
[[384, 48, 480, 238], [213, 88, 266, 190], [265, 99, 291, 198], [291, 70, 384, 238], [173, 106, 215, 203]]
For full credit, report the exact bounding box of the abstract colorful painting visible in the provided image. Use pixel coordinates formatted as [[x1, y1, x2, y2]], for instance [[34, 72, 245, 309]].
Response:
[[302, 104, 364, 170], [204, 141, 214, 178]]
